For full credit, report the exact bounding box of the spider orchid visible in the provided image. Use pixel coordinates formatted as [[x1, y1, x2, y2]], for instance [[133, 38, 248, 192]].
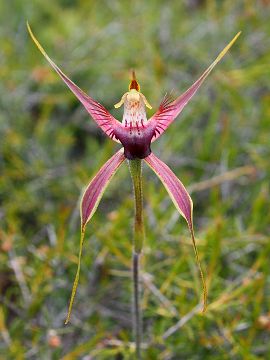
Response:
[[28, 24, 240, 333]]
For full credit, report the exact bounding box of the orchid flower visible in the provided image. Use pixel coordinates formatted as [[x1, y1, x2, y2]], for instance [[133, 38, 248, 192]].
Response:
[[28, 23, 240, 354]]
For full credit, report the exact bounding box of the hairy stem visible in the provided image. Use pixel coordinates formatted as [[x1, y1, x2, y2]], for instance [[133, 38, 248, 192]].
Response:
[[129, 159, 144, 359]]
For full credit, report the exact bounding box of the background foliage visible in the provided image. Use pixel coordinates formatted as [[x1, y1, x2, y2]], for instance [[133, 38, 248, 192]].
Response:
[[0, 0, 270, 359]]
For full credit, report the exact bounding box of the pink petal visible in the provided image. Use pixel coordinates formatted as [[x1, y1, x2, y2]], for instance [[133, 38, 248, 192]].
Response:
[[150, 32, 241, 142], [65, 148, 125, 323], [144, 152, 207, 311], [27, 23, 121, 142], [81, 148, 125, 230]]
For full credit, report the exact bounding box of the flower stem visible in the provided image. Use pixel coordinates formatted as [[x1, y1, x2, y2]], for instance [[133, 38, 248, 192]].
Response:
[[133, 251, 141, 360], [129, 159, 144, 359], [129, 159, 144, 253]]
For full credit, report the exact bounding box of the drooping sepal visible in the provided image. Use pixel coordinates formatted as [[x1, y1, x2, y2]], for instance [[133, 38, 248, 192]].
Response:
[[27, 23, 122, 142], [144, 152, 207, 311], [80, 149, 125, 230], [149, 32, 241, 142], [65, 149, 125, 323]]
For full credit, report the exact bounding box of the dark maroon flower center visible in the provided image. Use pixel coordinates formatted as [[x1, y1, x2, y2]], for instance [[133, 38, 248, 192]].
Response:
[[114, 123, 156, 160]]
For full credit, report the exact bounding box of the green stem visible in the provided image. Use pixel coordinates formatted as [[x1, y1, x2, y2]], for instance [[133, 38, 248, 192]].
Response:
[[133, 251, 141, 360], [129, 159, 144, 253], [129, 159, 144, 360]]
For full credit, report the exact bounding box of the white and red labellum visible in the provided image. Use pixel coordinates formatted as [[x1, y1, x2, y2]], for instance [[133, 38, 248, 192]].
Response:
[[113, 77, 155, 159]]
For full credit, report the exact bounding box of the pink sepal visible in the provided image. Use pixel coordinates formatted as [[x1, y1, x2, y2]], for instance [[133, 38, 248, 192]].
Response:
[[144, 152, 207, 311], [81, 148, 125, 230]]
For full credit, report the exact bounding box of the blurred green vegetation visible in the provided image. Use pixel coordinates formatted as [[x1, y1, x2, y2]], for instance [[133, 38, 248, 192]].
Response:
[[0, 0, 270, 359]]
